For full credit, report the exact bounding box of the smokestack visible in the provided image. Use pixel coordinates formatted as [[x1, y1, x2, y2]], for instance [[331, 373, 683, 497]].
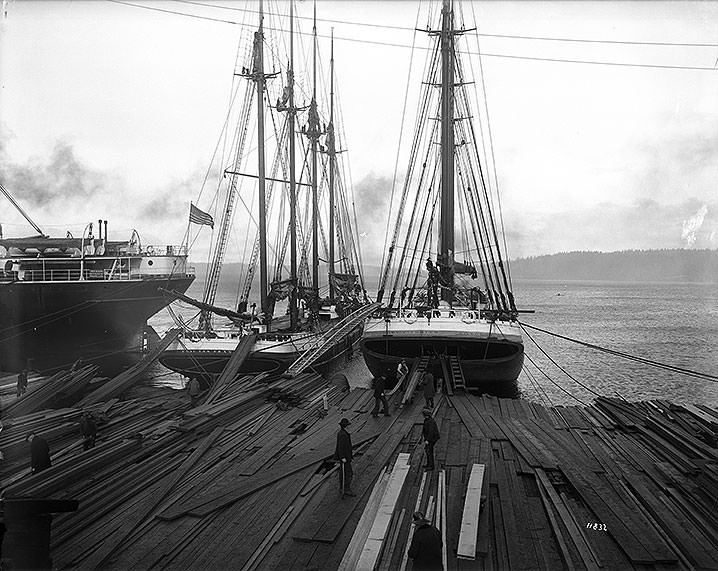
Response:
[[104, 220, 108, 248], [98, 219, 102, 243]]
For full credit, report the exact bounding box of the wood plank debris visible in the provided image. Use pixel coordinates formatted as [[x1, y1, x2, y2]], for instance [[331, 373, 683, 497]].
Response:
[[79, 328, 181, 406], [2, 360, 718, 571]]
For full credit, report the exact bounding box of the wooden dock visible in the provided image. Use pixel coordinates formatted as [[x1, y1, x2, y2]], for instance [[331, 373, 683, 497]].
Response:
[[2, 369, 718, 570]]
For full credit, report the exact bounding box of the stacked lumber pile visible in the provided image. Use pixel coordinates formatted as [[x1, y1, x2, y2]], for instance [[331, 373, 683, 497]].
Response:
[[5, 354, 717, 571], [0, 392, 188, 488], [79, 328, 181, 406], [257, 393, 718, 571], [2, 366, 100, 418], [201, 333, 257, 403], [1, 364, 407, 571], [431, 394, 718, 570]]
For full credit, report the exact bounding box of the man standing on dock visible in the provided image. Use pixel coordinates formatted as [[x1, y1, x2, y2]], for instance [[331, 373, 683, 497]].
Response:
[[422, 369, 435, 408], [371, 374, 391, 417], [335, 418, 356, 498], [16, 369, 28, 397], [422, 408, 440, 471], [187, 378, 201, 408], [397, 359, 409, 390], [80, 412, 98, 450], [408, 511, 443, 570], [26, 432, 51, 474]]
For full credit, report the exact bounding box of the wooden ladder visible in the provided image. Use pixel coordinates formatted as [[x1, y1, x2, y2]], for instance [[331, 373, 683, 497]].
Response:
[[448, 356, 467, 392]]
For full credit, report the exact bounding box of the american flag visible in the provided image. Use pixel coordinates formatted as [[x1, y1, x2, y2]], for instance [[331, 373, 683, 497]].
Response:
[[189, 203, 214, 229]]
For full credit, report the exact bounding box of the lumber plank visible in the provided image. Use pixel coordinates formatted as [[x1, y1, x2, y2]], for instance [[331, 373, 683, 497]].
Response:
[[535, 471, 575, 570], [560, 464, 675, 564], [535, 469, 600, 571], [398, 470, 428, 571], [355, 453, 411, 571], [337, 469, 391, 571], [456, 463, 485, 559]]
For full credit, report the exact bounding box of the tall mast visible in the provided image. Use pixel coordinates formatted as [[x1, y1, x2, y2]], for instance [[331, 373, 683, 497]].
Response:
[[256, 0, 269, 320], [289, 0, 299, 328], [310, 0, 320, 300], [439, 0, 455, 305], [328, 28, 336, 302]]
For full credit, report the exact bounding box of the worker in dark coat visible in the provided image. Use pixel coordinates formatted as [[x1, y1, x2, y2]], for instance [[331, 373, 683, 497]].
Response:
[[335, 418, 355, 498], [187, 378, 201, 407], [422, 408, 440, 470], [422, 370, 436, 408], [26, 432, 51, 474], [408, 511, 443, 570], [371, 374, 390, 417], [16, 369, 28, 397], [397, 359, 409, 391], [80, 412, 98, 450]]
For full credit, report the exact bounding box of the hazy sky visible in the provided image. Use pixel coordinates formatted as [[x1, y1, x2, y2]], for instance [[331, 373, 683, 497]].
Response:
[[1, 0, 718, 266]]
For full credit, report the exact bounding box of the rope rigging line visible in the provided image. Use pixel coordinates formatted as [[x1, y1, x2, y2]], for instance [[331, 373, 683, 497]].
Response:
[[450, 54, 507, 310], [523, 352, 589, 406], [519, 322, 603, 398], [393, 120, 441, 298], [522, 363, 555, 409], [405, 176, 442, 301], [520, 321, 718, 383], [452, 50, 514, 311], [468, 1, 513, 290], [108, 1, 718, 72], [378, 7, 434, 299], [174, 0, 718, 50]]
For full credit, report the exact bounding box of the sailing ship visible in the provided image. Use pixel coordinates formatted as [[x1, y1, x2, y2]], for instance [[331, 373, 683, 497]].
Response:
[[0, 184, 194, 372], [160, 1, 368, 380], [360, 0, 524, 392]]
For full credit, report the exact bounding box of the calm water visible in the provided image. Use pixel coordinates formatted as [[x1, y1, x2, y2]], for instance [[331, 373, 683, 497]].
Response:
[[149, 279, 718, 408]]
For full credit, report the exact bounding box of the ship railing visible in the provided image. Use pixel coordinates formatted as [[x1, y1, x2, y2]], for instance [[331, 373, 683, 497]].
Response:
[[2, 267, 135, 282]]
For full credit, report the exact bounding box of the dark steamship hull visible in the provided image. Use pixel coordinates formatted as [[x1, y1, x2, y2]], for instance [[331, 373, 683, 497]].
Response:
[[0, 275, 194, 372]]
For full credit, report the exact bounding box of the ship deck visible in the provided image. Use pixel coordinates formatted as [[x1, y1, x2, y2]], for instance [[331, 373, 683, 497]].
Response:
[[1, 363, 718, 570]]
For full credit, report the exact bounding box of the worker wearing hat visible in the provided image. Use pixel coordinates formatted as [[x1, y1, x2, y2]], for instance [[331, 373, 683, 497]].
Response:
[[422, 408, 440, 470], [25, 431, 51, 474], [335, 418, 356, 498], [408, 511, 443, 570]]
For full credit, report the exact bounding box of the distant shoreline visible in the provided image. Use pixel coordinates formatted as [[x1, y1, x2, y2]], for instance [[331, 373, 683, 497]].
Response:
[[510, 249, 718, 285], [513, 277, 718, 286], [187, 248, 718, 287]]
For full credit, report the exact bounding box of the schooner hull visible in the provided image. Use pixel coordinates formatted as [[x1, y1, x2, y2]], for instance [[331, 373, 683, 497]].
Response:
[[360, 313, 524, 390], [159, 325, 363, 380]]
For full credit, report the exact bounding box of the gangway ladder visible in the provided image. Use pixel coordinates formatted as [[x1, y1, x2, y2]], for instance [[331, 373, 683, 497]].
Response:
[[285, 302, 381, 376], [401, 355, 430, 405], [448, 356, 467, 392]]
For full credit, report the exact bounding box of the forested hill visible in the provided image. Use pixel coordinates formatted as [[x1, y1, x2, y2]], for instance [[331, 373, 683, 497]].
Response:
[[510, 249, 718, 283]]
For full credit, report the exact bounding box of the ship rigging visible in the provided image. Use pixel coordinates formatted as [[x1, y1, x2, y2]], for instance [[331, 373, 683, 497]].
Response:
[[361, 0, 524, 392], [160, 0, 368, 380]]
